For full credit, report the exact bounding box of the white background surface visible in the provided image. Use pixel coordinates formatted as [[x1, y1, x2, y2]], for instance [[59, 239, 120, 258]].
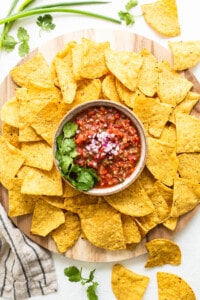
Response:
[[0, 1, 200, 299]]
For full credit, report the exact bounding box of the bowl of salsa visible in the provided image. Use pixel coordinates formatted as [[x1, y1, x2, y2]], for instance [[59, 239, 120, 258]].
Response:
[[53, 100, 147, 196]]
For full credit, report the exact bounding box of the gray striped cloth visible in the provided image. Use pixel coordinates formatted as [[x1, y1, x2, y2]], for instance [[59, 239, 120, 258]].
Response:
[[0, 203, 58, 300]]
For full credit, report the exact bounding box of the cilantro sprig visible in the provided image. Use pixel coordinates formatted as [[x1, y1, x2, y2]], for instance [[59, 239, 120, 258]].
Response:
[[56, 121, 99, 191], [64, 266, 99, 300], [36, 14, 56, 33], [2, 26, 29, 56], [118, 0, 138, 26]]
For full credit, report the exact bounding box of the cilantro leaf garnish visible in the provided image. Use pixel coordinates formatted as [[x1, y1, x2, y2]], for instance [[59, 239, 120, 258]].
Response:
[[2, 27, 30, 56], [64, 266, 99, 300], [55, 121, 99, 191], [36, 14, 56, 32], [118, 11, 135, 25], [2, 35, 18, 52]]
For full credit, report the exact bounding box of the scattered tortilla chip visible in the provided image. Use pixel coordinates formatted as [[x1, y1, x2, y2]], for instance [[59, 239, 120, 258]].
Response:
[[158, 61, 193, 106], [0, 136, 25, 182], [178, 153, 200, 183], [73, 79, 101, 105], [157, 272, 196, 300], [31, 197, 65, 236], [145, 238, 181, 267], [176, 112, 200, 153], [64, 193, 98, 212], [0, 97, 19, 127], [43, 196, 65, 209], [72, 38, 110, 80], [112, 264, 150, 300], [138, 48, 158, 97], [171, 177, 200, 218], [168, 40, 200, 71], [19, 125, 43, 142], [10, 53, 54, 89], [105, 48, 143, 91], [116, 79, 143, 108], [133, 96, 173, 137], [163, 216, 178, 231], [77, 203, 126, 250], [51, 211, 81, 253], [21, 165, 63, 196], [104, 180, 154, 217], [146, 137, 178, 186], [141, 0, 181, 37], [159, 123, 177, 146], [21, 141, 53, 171], [62, 180, 81, 197]]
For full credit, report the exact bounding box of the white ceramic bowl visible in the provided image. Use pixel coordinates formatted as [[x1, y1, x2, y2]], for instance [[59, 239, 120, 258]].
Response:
[[53, 100, 147, 196]]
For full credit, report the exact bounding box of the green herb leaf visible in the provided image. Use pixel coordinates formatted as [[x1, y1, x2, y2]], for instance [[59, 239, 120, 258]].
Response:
[[118, 10, 135, 25], [64, 266, 99, 300], [2, 35, 18, 52], [63, 121, 78, 138], [62, 138, 76, 154], [64, 266, 82, 282], [17, 27, 30, 57], [125, 0, 138, 10], [87, 282, 99, 300], [36, 14, 56, 31]]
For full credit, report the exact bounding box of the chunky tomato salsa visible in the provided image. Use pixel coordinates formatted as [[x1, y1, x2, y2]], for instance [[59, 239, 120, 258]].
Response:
[[73, 106, 141, 188]]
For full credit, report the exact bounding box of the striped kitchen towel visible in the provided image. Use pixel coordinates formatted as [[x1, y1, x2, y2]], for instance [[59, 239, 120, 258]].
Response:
[[0, 203, 58, 300]]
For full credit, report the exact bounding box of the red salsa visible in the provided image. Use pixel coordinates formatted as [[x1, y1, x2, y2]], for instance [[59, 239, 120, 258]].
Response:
[[73, 106, 141, 188]]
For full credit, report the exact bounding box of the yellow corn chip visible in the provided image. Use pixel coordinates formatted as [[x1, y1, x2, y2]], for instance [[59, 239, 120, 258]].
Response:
[[121, 214, 141, 244], [145, 238, 181, 267], [178, 153, 200, 183], [31, 197, 65, 236], [102, 74, 121, 103], [168, 40, 200, 71], [1, 123, 20, 148], [157, 272, 196, 300], [112, 264, 149, 300], [0, 97, 19, 127], [141, 0, 181, 37]]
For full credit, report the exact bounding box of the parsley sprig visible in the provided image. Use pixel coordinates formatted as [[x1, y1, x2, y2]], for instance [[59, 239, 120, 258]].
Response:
[[64, 266, 99, 300], [56, 121, 99, 191]]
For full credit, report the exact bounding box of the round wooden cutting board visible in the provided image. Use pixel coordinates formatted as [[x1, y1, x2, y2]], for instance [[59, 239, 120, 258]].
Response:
[[0, 29, 200, 262]]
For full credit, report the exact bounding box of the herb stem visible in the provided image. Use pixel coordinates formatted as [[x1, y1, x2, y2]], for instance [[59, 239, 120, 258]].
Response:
[[30, 1, 111, 10], [0, 7, 121, 25]]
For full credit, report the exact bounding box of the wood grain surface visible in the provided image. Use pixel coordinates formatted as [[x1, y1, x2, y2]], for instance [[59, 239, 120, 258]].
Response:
[[0, 29, 200, 262]]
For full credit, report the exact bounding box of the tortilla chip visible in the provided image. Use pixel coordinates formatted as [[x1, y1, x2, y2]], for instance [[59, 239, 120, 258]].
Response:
[[62, 180, 81, 197], [138, 48, 158, 97], [141, 0, 181, 37], [21, 165, 63, 196], [31, 99, 69, 145], [64, 193, 98, 212], [163, 216, 178, 231], [72, 38, 110, 80], [10, 53, 54, 89], [77, 203, 126, 250], [169, 91, 200, 124], [176, 112, 200, 153], [170, 177, 200, 218], [8, 178, 36, 217], [105, 48, 143, 91], [112, 264, 150, 300], [157, 61, 193, 106], [1, 123, 20, 148], [31, 197, 65, 236], [159, 123, 177, 146], [0, 97, 19, 127], [133, 96, 173, 137], [157, 272, 196, 300], [102, 74, 121, 103], [51, 211, 81, 253], [73, 79, 101, 105], [21, 141, 53, 171], [19, 125, 43, 142], [116, 79, 143, 108], [121, 214, 141, 244], [168, 40, 200, 71], [53, 56, 77, 104], [146, 137, 178, 186], [0, 136, 25, 182], [145, 238, 181, 267], [178, 153, 200, 183], [104, 180, 154, 217], [43, 196, 65, 209]]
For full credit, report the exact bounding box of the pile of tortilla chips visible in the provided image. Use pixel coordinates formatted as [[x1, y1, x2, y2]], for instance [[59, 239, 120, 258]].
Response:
[[0, 37, 200, 254]]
